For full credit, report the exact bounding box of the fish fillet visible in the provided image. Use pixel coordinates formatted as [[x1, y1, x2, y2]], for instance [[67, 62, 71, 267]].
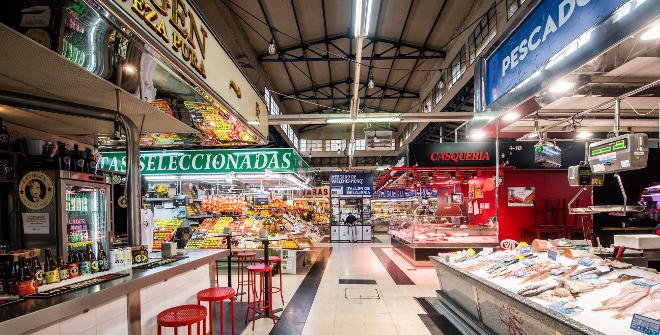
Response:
[[613, 299, 660, 319], [593, 285, 649, 311]]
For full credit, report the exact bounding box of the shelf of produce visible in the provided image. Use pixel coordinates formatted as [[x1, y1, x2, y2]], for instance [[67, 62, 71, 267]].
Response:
[[186, 215, 213, 219]]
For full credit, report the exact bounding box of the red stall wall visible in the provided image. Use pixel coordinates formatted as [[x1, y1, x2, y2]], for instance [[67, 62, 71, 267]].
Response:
[[498, 170, 593, 242]]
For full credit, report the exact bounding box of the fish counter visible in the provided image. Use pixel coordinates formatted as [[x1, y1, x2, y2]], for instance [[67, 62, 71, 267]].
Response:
[[430, 244, 660, 335]]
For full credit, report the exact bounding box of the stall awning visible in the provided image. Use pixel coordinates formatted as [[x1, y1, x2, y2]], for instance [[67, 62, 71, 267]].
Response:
[[0, 23, 196, 135]]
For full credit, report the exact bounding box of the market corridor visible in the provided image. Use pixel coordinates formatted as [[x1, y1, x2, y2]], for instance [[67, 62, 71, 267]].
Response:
[[229, 236, 457, 335]]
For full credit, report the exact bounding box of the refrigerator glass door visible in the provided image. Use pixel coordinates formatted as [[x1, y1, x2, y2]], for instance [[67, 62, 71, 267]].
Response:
[[64, 182, 108, 259]]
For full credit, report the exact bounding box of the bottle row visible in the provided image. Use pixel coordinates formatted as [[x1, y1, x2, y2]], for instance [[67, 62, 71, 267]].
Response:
[[66, 192, 94, 212], [0, 243, 111, 296]]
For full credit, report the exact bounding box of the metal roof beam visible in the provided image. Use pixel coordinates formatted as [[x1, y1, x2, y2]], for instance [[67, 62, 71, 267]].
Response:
[[259, 55, 445, 62], [282, 79, 419, 98]]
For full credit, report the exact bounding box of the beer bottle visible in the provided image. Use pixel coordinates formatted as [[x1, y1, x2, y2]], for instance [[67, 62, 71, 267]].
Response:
[[80, 246, 91, 275], [17, 257, 36, 296], [72, 144, 84, 173], [31, 252, 44, 286], [0, 261, 7, 295], [67, 251, 80, 278], [88, 244, 99, 274], [57, 257, 69, 281], [97, 242, 110, 272], [44, 249, 60, 284], [7, 258, 18, 295], [55, 141, 71, 171]]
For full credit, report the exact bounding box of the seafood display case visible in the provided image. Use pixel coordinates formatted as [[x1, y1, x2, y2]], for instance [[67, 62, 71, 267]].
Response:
[[388, 213, 499, 266], [430, 243, 660, 335]]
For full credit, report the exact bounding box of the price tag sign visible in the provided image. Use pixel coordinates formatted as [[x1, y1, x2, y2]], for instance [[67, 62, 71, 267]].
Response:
[[631, 314, 660, 335], [578, 257, 595, 267], [547, 250, 557, 262], [520, 246, 531, 254]]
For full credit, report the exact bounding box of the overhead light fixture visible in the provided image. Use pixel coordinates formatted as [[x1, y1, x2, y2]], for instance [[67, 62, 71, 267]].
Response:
[[364, 0, 374, 36], [248, 121, 260, 125], [576, 131, 593, 139], [376, 165, 391, 171], [502, 112, 520, 122], [353, 0, 363, 37], [641, 23, 660, 40], [368, 73, 374, 89], [549, 81, 575, 94], [268, 37, 277, 55], [470, 131, 486, 140], [528, 132, 539, 138], [123, 64, 137, 74], [327, 117, 400, 123]]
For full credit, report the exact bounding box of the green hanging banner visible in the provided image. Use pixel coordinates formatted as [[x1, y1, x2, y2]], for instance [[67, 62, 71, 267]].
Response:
[[98, 149, 310, 177]]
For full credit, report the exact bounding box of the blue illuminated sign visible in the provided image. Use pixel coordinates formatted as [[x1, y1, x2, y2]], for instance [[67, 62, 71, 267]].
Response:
[[485, 0, 625, 105], [329, 173, 373, 196]]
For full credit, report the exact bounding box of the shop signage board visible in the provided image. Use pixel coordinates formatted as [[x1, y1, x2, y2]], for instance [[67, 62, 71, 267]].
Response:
[[409, 143, 497, 168], [98, 149, 311, 177], [485, 0, 626, 105], [101, 0, 268, 139], [377, 189, 414, 199], [293, 186, 329, 198], [409, 142, 584, 169], [329, 173, 373, 196]]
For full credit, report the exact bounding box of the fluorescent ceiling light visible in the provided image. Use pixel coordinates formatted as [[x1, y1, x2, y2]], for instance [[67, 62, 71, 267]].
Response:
[[364, 0, 373, 36], [144, 175, 178, 181], [641, 23, 660, 40], [576, 131, 593, 139], [376, 165, 391, 171], [528, 132, 539, 138], [549, 81, 575, 94], [502, 112, 520, 122], [353, 0, 362, 37], [327, 117, 401, 123], [470, 131, 486, 140], [248, 121, 260, 125]]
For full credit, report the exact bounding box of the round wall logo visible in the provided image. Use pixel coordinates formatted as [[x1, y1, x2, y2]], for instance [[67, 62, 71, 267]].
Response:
[[19, 171, 54, 210]]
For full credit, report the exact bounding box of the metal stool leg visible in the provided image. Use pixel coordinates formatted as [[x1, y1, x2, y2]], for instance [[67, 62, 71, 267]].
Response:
[[278, 261, 284, 304]]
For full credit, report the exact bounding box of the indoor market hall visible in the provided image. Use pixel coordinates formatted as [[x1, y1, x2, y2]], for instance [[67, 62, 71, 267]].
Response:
[[0, 0, 659, 335]]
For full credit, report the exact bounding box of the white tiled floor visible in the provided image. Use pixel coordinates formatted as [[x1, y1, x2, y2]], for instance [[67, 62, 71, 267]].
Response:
[[226, 235, 440, 335]]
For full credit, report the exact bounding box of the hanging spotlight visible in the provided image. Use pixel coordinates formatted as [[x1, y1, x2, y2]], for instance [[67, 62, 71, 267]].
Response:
[[268, 37, 277, 55], [368, 73, 375, 89]]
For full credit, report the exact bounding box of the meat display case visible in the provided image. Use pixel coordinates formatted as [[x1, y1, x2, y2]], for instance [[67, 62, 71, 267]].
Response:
[[389, 213, 499, 266]]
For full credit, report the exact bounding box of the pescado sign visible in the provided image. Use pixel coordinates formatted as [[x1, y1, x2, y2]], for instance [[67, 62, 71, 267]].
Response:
[[485, 0, 626, 105]]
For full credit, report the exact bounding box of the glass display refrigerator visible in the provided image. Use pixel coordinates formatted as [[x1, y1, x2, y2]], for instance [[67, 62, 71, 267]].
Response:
[[21, 171, 111, 260], [330, 197, 372, 242]]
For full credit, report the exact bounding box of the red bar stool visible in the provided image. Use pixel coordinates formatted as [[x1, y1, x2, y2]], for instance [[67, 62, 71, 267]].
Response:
[[197, 287, 235, 335], [245, 264, 275, 330], [260, 256, 284, 305], [157, 305, 207, 335], [236, 252, 256, 301]]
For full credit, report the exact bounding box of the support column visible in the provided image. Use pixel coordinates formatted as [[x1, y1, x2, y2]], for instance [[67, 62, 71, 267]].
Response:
[[119, 112, 141, 246]]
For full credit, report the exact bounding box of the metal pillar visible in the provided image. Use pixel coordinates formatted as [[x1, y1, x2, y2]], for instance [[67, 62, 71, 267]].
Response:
[[614, 99, 620, 136], [495, 119, 500, 220], [116, 91, 141, 246]]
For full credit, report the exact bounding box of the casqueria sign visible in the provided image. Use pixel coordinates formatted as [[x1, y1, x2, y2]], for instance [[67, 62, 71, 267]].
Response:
[[98, 149, 311, 177]]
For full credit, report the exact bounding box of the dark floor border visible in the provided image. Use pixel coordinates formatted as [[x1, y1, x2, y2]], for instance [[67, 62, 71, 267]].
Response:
[[416, 297, 463, 335], [371, 247, 416, 285], [269, 247, 332, 335]]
